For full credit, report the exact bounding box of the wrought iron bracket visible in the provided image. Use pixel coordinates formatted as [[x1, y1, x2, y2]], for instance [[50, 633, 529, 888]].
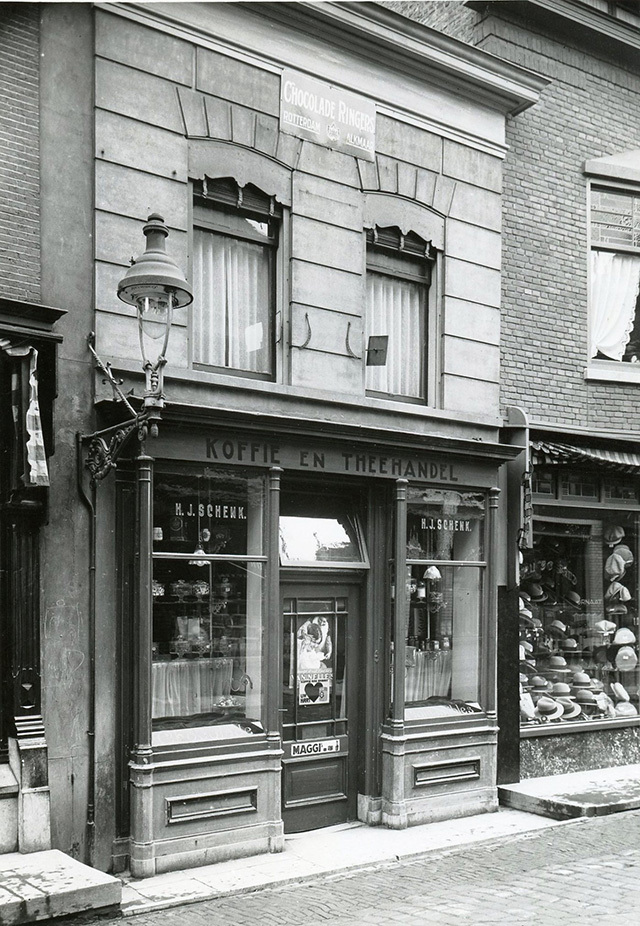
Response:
[[80, 333, 165, 485]]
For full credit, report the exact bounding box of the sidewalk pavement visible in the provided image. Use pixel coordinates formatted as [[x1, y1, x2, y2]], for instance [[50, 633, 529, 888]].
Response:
[[3, 765, 640, 924], [119, 806, 562, 915]]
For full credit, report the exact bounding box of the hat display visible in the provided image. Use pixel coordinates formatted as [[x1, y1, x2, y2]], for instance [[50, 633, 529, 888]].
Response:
[[615, 646, 638, 671], [548, 654, 569, 668], [517, 522, 639, 733], [613, 627, 637, 646], [522, 582, 547, 602], [605, 603, 628, 617], [605, 553, 626, 579], [560, 590, 582, 609], [575, 688, 596, 704], [550, 682, 573, 699], [605, 581, 632, 602], [534, 696, 564, 720], [611, 682, 630, 702], [556, 697, 582, 720], [530, 676, 549, 691], [594, 620, 617, 635], [540, 584, 558, 605], [604, 525, 625, 547], [612, 544, 634, 566]]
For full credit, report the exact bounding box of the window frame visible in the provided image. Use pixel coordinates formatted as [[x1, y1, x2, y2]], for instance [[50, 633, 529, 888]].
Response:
[[364, 226, 437, 406], [189, 178, 285, 383], [586, 178, 640, 377]]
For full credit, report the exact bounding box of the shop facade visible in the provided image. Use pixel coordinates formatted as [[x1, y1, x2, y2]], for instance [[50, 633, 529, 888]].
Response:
[[19, 1, 546, 875], [111, 419, 512, 873]]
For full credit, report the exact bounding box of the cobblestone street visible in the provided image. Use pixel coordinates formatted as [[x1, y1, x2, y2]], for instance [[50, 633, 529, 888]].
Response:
[[78, 809, 640, 926]]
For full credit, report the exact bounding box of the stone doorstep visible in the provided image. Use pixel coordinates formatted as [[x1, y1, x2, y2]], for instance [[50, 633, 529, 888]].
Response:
[[499, 763, 640, 820], [0, 850, 121, 926]]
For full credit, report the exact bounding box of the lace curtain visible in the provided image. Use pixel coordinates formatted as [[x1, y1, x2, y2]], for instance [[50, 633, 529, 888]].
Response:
[[366, 271, 425, 398], [590, 250, 640, 360], [193, 229, 270, 373]]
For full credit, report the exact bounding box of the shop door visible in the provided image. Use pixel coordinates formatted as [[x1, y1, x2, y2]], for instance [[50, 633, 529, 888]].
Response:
[[281, 580, 361, 833]]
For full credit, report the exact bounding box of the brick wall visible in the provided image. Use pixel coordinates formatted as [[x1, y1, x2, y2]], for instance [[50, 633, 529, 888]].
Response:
[[382, 1, 479, 43], [0, 4, 40, 302], [392, 2, 640, 433]]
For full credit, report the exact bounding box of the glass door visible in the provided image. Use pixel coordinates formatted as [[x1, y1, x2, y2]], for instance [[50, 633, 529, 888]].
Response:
[[280, 581, 360, 833]]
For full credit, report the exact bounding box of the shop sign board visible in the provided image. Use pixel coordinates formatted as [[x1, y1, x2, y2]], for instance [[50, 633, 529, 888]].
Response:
[[280, 68, 376, 161], [156, 431, 499, 487], [290, 738, 340, 757]]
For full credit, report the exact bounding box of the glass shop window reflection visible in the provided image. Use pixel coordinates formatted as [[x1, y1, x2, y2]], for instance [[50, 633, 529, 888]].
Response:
[[150, 468, 266, 733]]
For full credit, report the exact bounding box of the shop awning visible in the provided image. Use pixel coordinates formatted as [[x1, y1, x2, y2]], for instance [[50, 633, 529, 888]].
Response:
[[531, 439, 640, 473]]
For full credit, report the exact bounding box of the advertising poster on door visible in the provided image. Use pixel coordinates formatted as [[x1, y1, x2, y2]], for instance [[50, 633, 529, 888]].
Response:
[[297, 616, 333, 705]]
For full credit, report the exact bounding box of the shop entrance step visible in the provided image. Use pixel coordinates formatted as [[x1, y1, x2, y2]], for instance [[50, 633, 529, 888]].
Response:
[[0, 849, 121, 925], [499, 763, 640, 820]]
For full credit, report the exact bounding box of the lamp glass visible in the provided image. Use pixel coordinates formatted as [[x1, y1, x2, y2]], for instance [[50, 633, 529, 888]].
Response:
[[138, 291, 173, 340]]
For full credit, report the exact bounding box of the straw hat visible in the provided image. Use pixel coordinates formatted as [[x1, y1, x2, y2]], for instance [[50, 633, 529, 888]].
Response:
[[534, 696, 564, 720]]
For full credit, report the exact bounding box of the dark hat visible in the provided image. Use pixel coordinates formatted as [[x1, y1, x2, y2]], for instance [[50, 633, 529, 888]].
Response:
[[561, 590, 582, 610], [540, 583, 558, 605], [522, 582, 547, 603]]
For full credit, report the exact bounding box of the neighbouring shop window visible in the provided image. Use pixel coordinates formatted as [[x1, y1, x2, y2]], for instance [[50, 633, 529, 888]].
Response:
[[404, 487, 486, 718], [151, 467, 266, 732], [365, 226, 433, 401], [589, 186, 640, 363], [191, 178, 280, 378], [519, 515, 640, 728]]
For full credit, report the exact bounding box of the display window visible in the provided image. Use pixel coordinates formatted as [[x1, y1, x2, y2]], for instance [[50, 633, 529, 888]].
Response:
[[151, 467, 266, 732], [519, 512, 640, 728], [404, 487, 486, 719]]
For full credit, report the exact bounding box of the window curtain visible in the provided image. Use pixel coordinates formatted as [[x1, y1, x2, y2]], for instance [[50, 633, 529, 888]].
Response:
[[366, 271, 424, 398], [193, 229, 270, 373], [0, 341, 49, 486], [590, 250, 640, 360]]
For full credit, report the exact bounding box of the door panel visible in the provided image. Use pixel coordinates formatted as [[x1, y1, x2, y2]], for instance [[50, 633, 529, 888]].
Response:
[[281, 582, 360, 833]]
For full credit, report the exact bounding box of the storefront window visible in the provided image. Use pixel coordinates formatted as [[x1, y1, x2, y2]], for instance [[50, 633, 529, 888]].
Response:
[[151, 468, 266, 732], [404, 487, 486, 718], [279, 491, 368, 568], [520, 514, 640, 728]]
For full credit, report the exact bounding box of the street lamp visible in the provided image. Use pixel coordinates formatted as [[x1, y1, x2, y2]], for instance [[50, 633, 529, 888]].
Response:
[[117, 213, 192, 421], [83, 214, 192, 482]]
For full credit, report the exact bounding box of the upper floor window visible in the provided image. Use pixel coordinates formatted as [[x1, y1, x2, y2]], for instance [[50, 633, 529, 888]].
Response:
[[192, 178, 280, 379], [365, 226, 433, 401], [590, 186, 640, 363]]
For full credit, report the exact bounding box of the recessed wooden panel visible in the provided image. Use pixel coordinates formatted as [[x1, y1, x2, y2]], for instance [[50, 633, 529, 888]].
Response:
[[166, 788, 257, 824], [283, 757, 347, 807]]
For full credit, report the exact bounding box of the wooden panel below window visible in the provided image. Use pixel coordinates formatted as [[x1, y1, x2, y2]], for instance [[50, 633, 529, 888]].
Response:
[[283, 757, 347, 807]]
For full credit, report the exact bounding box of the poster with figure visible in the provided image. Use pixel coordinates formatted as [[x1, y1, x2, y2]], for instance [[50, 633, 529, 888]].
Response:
[[297, 616, 333, 704]]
